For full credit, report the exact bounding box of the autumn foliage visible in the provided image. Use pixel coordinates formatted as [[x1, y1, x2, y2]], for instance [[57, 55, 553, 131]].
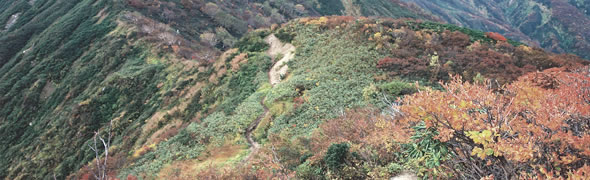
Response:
[[252, 18, 590, 179], [306, 108, 411, 179], [376, 27, 588, 84], [485, 32, 507, 41], [398, 67, 590, 178]]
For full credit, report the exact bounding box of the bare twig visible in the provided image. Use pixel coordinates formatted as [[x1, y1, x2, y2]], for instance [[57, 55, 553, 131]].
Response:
[[88, 120, 113, 180], [381, 93, 403, 120]]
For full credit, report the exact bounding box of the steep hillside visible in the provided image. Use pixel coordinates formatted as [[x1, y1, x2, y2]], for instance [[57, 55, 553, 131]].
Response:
[[116, 17, 587, 179], [0, 0, 436, 179], [404, 0, 590, 59], [1, 0, 589, 179], [108, 17, 588, 179]]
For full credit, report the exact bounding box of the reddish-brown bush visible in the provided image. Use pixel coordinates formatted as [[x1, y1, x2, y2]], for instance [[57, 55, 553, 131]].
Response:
[[456, 49, 528, 84], [485, 32, 507, 41], [495, 41, 515, 53], [71, 153, 127, 180], [292, 96, 305, 109], [326, 16, 355, 27], [126, 174, 138, 180], [398, 67, 590, 178], [377, 57, 430, 78], [443, 30, 471, 47], [303, 108, 411, 169], [547, 54, 590, 71], [376, 26, 586, 85]]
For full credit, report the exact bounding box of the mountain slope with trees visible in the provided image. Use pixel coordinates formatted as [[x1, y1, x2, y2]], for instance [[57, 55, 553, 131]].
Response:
[[404, 0, 590, 59], [113, 16, 587, 179], [0, 0, 433, 179], [0, 0, 588, 179]]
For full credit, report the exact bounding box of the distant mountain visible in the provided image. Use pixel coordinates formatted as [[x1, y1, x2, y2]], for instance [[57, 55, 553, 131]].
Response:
[[404, 0, 590, 59]]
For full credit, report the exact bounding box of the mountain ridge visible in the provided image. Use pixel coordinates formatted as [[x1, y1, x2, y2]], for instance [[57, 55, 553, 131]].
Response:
[[404, 0, 590, 59], [0, 0, 588, 179]]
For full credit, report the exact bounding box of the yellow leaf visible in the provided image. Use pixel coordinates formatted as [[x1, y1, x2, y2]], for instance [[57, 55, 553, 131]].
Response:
[[478, 151, 486, 159], [374, 32, 382, 39], [481, 130, 492, 138], [472, 147, 482, 156], [459, 100, 468, 108], [462, 113, 469, 120], [494, 149, 502, 157], [485, 148, 494, 156]]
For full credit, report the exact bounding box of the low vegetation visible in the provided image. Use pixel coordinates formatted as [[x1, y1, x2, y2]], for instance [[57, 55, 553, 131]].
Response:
[[0, 0, 588, 179], [173, 17, 590, 179]]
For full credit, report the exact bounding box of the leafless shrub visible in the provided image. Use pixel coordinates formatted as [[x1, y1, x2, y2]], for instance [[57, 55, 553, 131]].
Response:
[[87, 120, 113, 180]]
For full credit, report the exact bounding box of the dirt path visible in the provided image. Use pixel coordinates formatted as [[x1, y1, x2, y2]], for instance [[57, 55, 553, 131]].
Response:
[[241, 34, 296, 165], [265, 34, 296, 86], [241, 98, 268, 164], [390, 172, 418, 180]]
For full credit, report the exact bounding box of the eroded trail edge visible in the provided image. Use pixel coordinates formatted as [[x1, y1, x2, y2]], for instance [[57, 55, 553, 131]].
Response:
[[266, 34, 296, 86]]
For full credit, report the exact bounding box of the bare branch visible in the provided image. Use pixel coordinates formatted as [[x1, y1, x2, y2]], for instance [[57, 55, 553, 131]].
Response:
[[87, 120, 114, 180]]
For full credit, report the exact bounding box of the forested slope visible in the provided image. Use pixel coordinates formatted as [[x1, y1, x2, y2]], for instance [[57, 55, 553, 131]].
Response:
[[404, 0, 590, 59], [0, 0, 432, 179], [1, 0, 589, 179]]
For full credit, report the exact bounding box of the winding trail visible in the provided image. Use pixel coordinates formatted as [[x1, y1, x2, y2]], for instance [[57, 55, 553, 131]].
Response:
[[241, 98, 268, 164], [266, 34, 296, 86], [241, 34, 296, 164]]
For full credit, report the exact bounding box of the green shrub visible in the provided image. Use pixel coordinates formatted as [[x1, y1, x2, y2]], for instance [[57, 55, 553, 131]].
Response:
[[235, 33, 269, 52], [324, 143, 350, 170], [275, 29, 295, 43], [379, 81, 417, 96], [119, 123, 207, 178], [296, 161, 326, 180], [386, 163, 404, 175], [402, 122, 452, 179]]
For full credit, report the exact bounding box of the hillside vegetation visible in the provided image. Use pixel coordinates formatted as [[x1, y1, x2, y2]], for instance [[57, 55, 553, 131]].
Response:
[[0, 0, 434, 179], [405, 0, 590, 60], [107, 17, 590, 179], [173, 16, 588, 179], [0, 0, 589, 180]]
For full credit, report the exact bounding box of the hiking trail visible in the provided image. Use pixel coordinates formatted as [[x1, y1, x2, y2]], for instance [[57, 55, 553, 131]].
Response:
[[241, 34, 296, 164]]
